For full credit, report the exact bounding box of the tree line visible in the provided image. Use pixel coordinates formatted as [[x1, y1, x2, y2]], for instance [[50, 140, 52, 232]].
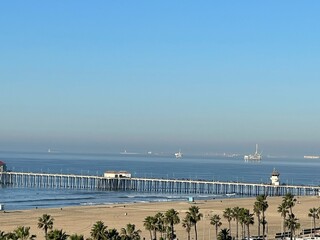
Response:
[[1, 193, 320, 240]]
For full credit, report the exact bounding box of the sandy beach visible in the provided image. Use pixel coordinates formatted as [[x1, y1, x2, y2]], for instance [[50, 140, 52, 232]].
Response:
[[1, 196, 319, 240]]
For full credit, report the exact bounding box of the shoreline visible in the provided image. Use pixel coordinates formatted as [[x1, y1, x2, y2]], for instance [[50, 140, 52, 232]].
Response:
[[1, 196, 319, 239]]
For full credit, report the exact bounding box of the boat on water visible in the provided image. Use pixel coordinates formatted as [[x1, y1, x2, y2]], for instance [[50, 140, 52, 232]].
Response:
[[175, 150, 183, 158], [304, 155, 320, 159], [120, 150, 138, 155], [244, 144, 262, 161]]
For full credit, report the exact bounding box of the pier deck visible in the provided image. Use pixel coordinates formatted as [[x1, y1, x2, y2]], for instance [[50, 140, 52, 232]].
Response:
[[0, 171, 319, 197]]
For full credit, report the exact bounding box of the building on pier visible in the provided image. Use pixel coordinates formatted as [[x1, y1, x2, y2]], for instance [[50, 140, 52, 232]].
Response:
[[0, 161, 6, 172], [270, 168, 280, 186], [104, 171, 131, 178]]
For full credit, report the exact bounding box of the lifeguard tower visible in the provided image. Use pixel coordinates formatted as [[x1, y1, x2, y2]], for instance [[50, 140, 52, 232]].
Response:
[[270, 168, 280, 186]]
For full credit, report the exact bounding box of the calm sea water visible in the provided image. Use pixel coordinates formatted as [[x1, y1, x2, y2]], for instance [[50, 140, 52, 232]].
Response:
[[0, 151, 319, 210]]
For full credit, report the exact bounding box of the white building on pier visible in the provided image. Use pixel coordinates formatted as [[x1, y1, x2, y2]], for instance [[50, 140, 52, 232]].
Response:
[[104, 171, 131, 178]]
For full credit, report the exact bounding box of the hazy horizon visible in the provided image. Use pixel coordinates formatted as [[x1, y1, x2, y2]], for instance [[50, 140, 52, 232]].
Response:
[[1, 1, 320, 157], [0, 140, 317, 158]]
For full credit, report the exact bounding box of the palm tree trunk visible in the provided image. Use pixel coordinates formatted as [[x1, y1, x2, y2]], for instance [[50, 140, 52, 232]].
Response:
[[257, 216, 261, 239], [215, 226, 218, 240], [313, 217, 316, 238], [236, 219, 239, 240], [262, 212, 266, 240], [243, 224, 246, 240], [171, 223, 174, 240], [149, 230, 152, 240], [194, 224, 198, 240], [283, 216, 286, 237], [247, 225, 250, 240], [229, 221, 232, 237], [241, 223, 244, 240], [45, 227, 48, 240]]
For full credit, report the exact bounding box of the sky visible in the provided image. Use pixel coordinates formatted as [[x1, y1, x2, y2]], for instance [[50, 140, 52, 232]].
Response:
[[1, 1, 320, 156]]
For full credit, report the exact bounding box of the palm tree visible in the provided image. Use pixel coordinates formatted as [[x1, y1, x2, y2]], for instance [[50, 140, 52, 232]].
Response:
[[0, 231, 6, 240], [182, 214, 192, 240], [278, 201, 289, 237], [240, 209, 254, 240], [69, 234, 84, 240], [255, 194, 268, 239], [238, 208, 246, 240], [283, 193, 296, 214], [109, 228, 121, 240], [217, 228, 232, 240], [107, 228, 120, 240], [232, 206, 241, 240], [90, 221, 108, 240], [14, 226, 36, 240], [239, 208, 253, 239], [210, 214, 222, 240], [260, 218, 267, 240], [187, 205, 203, 240], [164, 209, 180, 240], [4, 232, 17, 240], [47, 229, 69, 240], [120, 223, 141, 240], [165, 226, 174, 240], [285, 213, 300, 240], [223, 208, 233, 237], [144, 216, 156, 240], [154, 212, 165, 239], [253, 203, 261, 239], [308, 207, 319, 237], [38, 214, 54, 240]]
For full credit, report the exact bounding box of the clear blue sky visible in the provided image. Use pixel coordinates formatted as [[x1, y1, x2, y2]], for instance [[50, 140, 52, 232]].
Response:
[[1, 1, 320, 156]]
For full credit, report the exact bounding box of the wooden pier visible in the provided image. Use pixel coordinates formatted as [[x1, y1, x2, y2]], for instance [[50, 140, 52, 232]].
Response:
[[0, 171, 319, 197]]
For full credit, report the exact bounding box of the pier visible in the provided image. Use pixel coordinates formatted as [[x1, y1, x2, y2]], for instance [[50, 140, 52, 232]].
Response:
[[0, 171, 319, 197]]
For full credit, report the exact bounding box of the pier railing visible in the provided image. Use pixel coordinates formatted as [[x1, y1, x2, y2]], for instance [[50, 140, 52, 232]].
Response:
[[0, 171, 319, 197]]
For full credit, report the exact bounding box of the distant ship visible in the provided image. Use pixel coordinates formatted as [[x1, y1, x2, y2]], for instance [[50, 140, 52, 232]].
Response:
[[120, 150, 138, 155], [304, 155, 320, 159], [47, 148, 56, 153], [244, 144, 262, 161], [175, 150, 183, 158]]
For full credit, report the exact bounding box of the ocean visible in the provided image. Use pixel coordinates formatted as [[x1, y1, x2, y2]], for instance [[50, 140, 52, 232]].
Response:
[[0, 151, 319, 211]]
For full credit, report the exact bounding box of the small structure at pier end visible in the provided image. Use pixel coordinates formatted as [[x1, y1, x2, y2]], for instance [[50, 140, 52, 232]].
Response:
[[0, 161, 7, 172], [270, 168, 280, 186], [104, 171, 131, 178]]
